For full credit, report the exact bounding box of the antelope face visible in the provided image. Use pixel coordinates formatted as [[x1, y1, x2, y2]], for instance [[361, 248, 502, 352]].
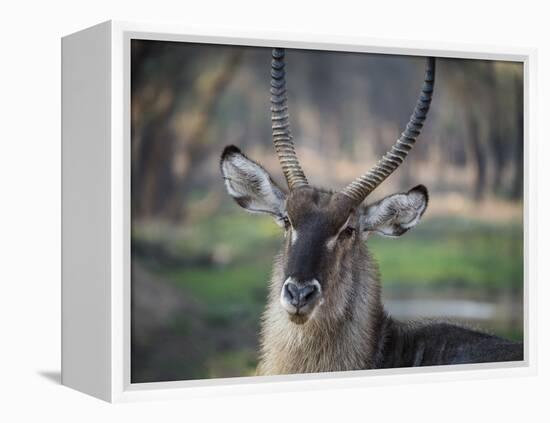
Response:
[[278, 188, 355, 323], [220, 146, 429, 324], [220, 47, 434, 324]]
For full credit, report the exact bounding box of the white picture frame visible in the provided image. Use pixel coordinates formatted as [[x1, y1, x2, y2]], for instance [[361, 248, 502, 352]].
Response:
[[61, 20, 537, 403]]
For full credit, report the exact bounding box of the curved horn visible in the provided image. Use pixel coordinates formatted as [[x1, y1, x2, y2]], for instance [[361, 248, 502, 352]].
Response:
[[271, 48, 309, 190], [341, 57, 436, 204]]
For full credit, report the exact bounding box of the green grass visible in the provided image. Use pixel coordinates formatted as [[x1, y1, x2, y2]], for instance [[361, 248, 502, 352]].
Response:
[[368, 217, 523, 290], [137, 214, 523, 304], [133, 212, 280, 259], [166, 259, 271, 307]]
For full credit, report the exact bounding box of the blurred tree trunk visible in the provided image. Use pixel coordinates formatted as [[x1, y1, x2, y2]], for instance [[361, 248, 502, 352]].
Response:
[[309, 55, 342, 156], [135, 110, 177, 217], [489, 127, 504, 194], [131, 42, 191, 219], [511, 74, 524, 200], [132, 47, 242, 221], [488, 65, 505, 194], [132, 78, 179, 218], [163, 51, 243, 220], [467, 114, 487, 200]]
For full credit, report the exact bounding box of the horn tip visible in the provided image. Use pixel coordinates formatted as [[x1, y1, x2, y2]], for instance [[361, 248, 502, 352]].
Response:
[[272, 48, 285, 59], [427, 57, 436, 72]]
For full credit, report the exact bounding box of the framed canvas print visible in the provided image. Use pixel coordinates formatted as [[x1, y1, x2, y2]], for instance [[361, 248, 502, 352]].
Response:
[[61, 21, 536, 402]]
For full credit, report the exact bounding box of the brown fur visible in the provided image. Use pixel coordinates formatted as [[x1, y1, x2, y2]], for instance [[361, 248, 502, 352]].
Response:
[[257, 205, 385, 375]]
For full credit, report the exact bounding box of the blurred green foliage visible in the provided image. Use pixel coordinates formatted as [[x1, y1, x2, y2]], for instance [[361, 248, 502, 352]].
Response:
[[141, 214, 523, 300], [168, 260, 271, 308], [369, 217, 523, 290]]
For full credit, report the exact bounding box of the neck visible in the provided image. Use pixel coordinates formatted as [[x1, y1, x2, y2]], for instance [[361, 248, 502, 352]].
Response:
[[257, 247, 386, 375]]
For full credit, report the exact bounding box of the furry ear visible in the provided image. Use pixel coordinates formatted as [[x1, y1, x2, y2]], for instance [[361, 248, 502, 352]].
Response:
[[360, 185, 429, 238], [220, 145, 287, 219]]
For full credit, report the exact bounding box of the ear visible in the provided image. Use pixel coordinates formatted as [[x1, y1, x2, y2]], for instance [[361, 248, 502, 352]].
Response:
[[220, 145, 287, 222], [360, 185, 429, 238]]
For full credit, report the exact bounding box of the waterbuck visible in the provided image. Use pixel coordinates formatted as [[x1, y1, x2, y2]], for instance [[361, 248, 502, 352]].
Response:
[[220, 49, 523, 375]]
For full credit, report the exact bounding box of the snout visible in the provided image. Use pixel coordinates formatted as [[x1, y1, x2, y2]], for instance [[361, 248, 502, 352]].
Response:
[[280, 278, 322, 320]]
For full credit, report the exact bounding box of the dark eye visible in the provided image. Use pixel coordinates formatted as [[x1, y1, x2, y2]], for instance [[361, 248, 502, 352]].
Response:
[[341, 226, 355, 238], [282, 216, 291, 230]]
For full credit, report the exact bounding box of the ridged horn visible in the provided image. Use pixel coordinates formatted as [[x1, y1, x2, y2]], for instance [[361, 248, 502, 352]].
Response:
[[271, 48, 309, 190], [341, 57, 436, 204]]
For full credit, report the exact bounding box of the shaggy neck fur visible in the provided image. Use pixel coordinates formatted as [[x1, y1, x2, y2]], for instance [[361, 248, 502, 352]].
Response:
[[257, 243, 386, 375]]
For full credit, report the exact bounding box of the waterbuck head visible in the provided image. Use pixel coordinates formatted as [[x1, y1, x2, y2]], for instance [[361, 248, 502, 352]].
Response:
[[221, 49, 435, 325]]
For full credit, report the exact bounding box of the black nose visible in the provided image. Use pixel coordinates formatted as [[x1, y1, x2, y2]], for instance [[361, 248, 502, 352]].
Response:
[[283, 281, 320, 310]]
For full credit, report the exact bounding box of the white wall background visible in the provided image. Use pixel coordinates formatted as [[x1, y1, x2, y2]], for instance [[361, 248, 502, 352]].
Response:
[[1, 0, 548, 421]]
